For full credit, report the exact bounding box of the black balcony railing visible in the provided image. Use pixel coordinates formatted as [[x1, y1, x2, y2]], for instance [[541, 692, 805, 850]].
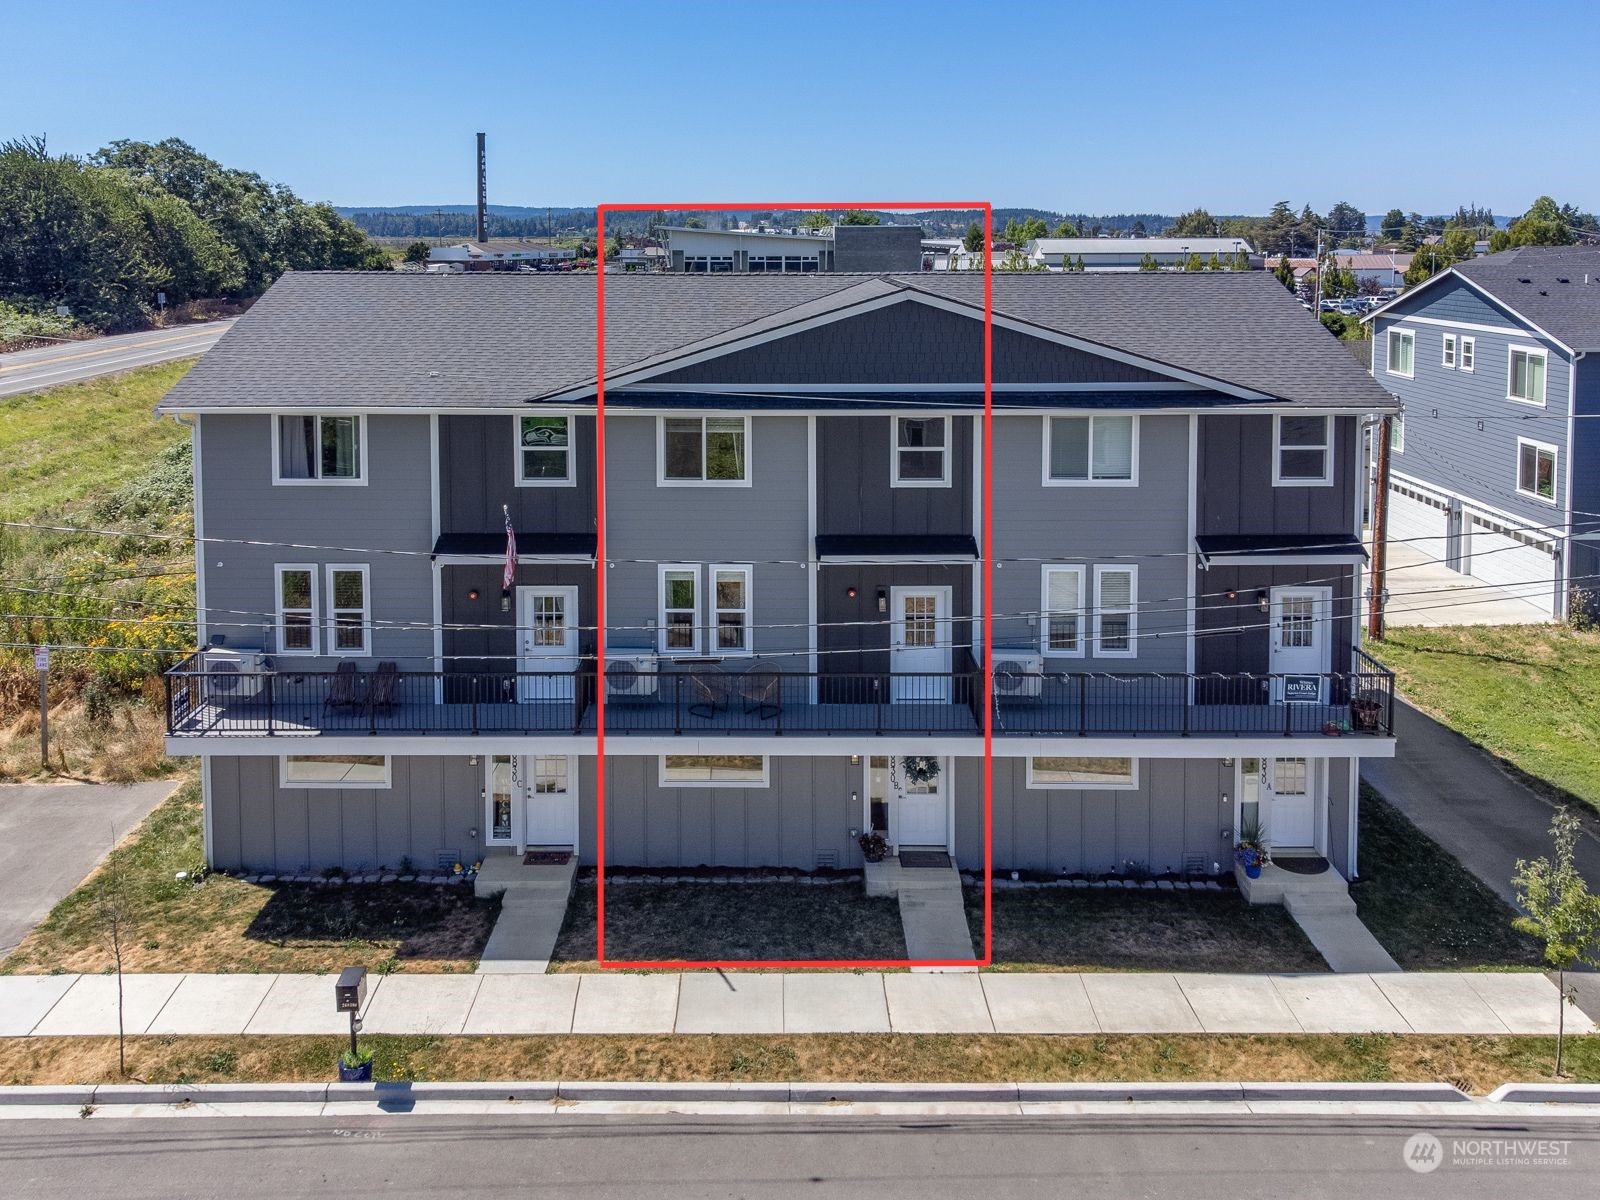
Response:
[[164, 651, 1395, 740]]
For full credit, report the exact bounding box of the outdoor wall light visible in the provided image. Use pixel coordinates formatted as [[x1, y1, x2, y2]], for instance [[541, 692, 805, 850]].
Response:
[[846, 586, 858, 599], [501, 594, 511, 613], [467, 588, 480, 601], [1222, 758, 1233, 768], [1224, 589, 1238, 601], [1255, 591, 1270, 613], [469, 754, 478, 766], [876, 587, 888, 613], [850, 754, 861, 765]]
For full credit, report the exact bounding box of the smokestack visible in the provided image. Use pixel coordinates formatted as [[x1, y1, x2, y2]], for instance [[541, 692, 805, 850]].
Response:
[[475, 132, 487, 244]]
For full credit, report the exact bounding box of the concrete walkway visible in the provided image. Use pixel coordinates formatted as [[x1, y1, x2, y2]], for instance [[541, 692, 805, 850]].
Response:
[[1, 970, 1588, 1038], [1361, 699, 1600, 908], [1380, 542, 1552, 626], [0, 780, 178, 955], [894, 864, 977, 969], [474, 855, 577, 974]]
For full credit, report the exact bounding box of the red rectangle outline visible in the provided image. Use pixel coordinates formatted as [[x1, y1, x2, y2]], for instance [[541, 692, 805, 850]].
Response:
[[595, 201, 993, 969]]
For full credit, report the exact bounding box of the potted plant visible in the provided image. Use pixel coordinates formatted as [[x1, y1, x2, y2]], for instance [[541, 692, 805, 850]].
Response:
[[858, 832, 889, 863], [1234, 815, 1269, 879], [1350, 692, 1382, 732], [338, 1044, 374, 1082]]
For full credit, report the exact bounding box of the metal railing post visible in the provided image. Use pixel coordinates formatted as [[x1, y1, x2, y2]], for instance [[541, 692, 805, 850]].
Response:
[[1180, 675, 1190, 737], [1283, 681, 1293, 737], [875, 677, 884, 736], [1077, 674, 1087, 737], [264, 672, 275, 737], [470, 675, 479, 736], [673, 673, 683, 735]]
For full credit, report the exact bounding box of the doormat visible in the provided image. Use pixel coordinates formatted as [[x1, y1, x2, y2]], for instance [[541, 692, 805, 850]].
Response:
[[523, 850, 572, 866], [899, 850, 952, 869], [1273, 855, 1329, 875]]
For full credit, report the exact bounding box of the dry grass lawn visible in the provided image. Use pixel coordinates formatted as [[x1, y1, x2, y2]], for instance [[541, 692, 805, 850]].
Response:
[[2, 1033, 1595, 1094], [0, 686, 174, 783], [1, 782, 497, 975]]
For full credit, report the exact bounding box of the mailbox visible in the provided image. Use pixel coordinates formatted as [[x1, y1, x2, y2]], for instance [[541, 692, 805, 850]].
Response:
[[335, 966, 368, 1013]]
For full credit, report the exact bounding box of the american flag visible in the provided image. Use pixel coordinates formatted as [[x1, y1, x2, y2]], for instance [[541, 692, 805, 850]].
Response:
[[501, 505, 517, 597]]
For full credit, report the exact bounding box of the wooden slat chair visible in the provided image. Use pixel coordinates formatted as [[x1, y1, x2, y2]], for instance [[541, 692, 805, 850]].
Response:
[[323, 660, 360, 713], [364, 661, 400, 716]]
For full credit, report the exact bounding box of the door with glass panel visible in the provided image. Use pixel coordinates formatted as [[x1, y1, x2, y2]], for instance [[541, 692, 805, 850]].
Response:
[[524, 755, 578, 848], [889, 587, 952, 703], [517, 586, 579, 702]]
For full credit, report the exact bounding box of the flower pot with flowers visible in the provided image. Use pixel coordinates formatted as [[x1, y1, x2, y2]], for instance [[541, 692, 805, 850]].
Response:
[[859, 832, 889, 863], [338, 1044, 374, 1082], [1234, 815, 1269, 880]]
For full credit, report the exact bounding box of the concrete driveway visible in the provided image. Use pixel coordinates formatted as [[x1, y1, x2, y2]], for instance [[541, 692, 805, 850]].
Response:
[[0, 781, 176, 955], [1379, 542, 1551, 626]]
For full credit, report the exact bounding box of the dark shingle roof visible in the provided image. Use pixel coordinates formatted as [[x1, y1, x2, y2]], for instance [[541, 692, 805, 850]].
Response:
[[1447, 246, 1600, 348], [159, 270, 1390, 412]]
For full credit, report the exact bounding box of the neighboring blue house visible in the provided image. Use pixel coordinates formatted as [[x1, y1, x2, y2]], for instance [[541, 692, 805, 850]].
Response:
[[1365, 246, 1600, 620]]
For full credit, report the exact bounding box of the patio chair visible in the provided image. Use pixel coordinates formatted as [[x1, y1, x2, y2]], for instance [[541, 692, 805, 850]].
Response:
[[736, 660, 783, 721], [323, 660, 360, 713], [686, 666, 732, 720], [364, 661, 400, 716]]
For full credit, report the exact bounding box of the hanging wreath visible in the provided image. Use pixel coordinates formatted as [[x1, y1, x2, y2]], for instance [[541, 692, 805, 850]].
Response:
[[901, 755, 941, 786]]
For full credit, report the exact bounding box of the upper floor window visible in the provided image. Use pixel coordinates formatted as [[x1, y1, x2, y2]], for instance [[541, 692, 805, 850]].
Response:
[[1442, 334, 1457, 369], [276, 565, 316, 655], [326, 564, 370, 656], [1385, 329, 1414, 378], [660, 565, 699, 654], [1040, 565, 1085, 657], [1273, 415, 1332, 486], [1460, 337, 1475, 372], [1044, 415, 1137, 485], [1093, 565, 1137, 658], [275, 414, 364, 484], [660, 416, 748, 485], [891, 417, 950, 486], [712, 565, 752, 653], [1508, 347, 1547, 405], [274, 562, 369, 656], [517, 415, 573, 485], [1516, 438, 1557, 503]]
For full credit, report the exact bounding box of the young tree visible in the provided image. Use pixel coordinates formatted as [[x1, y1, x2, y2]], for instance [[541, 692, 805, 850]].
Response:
[[839, 210, 881, 225], [402, 241, 430, 263], [1051, 219, 1078, 237], [95, 827, 137, 1078], [1206, 252, 1223, 271], [799, 211, 832, 231], [1183, 252, 1205, 272], [1512, 808, 1600, 1077], [1130, 219, 1147, 238], [963, 221, 985, 253], [683, 215, 705, 229], [1138, 253, 1159, 272], [1274, 254, 1295, 290], [1231, 250, 1251, 271]]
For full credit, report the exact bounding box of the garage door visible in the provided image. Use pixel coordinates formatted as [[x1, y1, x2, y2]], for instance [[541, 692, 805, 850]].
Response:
[[1467, 519, 1560, 613], [1387, 481, 1450, 561]]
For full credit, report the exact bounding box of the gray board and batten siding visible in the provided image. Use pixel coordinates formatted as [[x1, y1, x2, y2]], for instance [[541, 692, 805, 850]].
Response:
[[438, 414, 596, 536], [1196, 414, 1359, 539], [817, 415, 973, 538]]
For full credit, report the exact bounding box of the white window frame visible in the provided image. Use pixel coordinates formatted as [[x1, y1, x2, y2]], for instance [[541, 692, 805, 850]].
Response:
[[323, 563, 371, 658], [890, 415, 952, 488], [1385, 328, 1414, 379], [1272, 414, 1334, 487], [1041, 415, 1140, 487], [1025, 756, 1139, 791], [1092, 564, 1138, 659], [658, 563, 700, 656], [1442, 333, 1457, 369], [1460, 336, 1475, 372], [1040, 565, 1086, 658], [274, 563, 318, 656], [1515, 437, 1559, 505], [657, 415, 751, 487], [514, 414, 576, 487], [271, 413, 368, 485], [658, 755, 770, 788], [485, 754, 516, 845], [279, 755, 391, 789], [709, 564, 753, 656], [1507, 345, 1548, 407], [1392, 411, 1405, 455]]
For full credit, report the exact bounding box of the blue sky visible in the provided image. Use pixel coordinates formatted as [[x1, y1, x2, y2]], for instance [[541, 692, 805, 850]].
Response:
[[6, 0, 1596, 216]]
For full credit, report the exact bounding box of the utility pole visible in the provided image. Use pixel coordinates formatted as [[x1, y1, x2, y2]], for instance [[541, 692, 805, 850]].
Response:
[[1313, 228, 1323, 313], [1367, 413, 1393, 641]]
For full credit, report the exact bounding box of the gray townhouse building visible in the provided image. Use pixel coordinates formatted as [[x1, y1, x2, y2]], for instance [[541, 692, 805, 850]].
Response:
[[1366, 245, 1600, 620], [158, 269, 1396, 892]]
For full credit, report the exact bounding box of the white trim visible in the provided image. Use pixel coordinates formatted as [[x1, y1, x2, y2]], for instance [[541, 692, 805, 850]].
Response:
[[656, 414, 752, 487], [201, 753, 215, 868], [270, 413, 369, 485], [807, 415, 819, 688], [624, 381, 1205, 394], [1346, 758, 1359, 878], [1441, 333, 1457, 370], [1025, 755, 1139, 790], [485, 754, 516, 846], [1040, 414, 1140, 486], [1185, 414, 1197, 678], [658, 754, 770, 788], [1039, 564, 1086, 658], [431, 559, 444, 692], [1376, 312, 1527, 339], [274, 563, 318, 656], [1514, 437, 1560, 505], [513, 413, 578, 487], [1460, 335, 1476, 373], [972, 412, 984, 674], [1506, 345, 1549, 407], [1364, 271, 1576, 354], [323, 563, 371, 658], [279, 754, 392, 789], [428, 413, 441, 545], [164, 400, 1392, 418], [889, 415, 952, 488], [1092, 564, 1138, 659], [658, 563, 700, 656], [709, 563, 754, 656], [1272, 414, 1334, 487], [1383, 328, 1415, 380], [190, 414, 208, 649]]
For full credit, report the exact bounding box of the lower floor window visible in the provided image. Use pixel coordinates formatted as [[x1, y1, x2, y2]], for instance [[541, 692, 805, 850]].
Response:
[[1026, 756, 1137, 789], [660, 755, 768, 786], [489, 755, 514, 841], [280, 755, 390, 787]]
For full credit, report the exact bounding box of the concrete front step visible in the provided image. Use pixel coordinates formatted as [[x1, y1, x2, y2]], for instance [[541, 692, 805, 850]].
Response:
[[474, 852, 578, 900]]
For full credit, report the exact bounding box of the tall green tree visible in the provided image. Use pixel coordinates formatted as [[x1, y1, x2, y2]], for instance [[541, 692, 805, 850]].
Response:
[[799, 211, 832, 230], [1051, 219, 1078, 237], [1274, 253, 1295, 290], [1168, 208, 1219, 237], [1130, 219, 1147, 238], [1492, 195, 1578, 250], [1380, 208, 1406, 241], [839, 210, 881, 225], [403, 241, 430, 263], [963, 221, 985, 253]]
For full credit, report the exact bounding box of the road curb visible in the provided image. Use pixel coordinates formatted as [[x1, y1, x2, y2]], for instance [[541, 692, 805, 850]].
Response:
[[1485, 1083, 1600, 1105], [1240, 1082, 1471, 1103]]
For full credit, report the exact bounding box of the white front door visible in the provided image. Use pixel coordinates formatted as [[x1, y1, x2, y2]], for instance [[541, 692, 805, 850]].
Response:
[[1269, 586, 1331, 704], [517, 586, 579, 702], [870, 754, 948, 848], [1262, 757, 1316, 850], [890, 586, 952, 703], [523, 754, 578, 848]]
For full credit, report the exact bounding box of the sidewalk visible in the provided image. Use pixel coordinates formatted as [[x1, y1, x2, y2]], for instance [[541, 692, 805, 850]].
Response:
[[1, 970, 1588, 1038]]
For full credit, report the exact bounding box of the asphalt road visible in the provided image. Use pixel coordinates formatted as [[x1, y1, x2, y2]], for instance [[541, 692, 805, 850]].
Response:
[[0, 1113, 1592, 1198], [0, 781, 176, 954], [0, 321, 231, 397]]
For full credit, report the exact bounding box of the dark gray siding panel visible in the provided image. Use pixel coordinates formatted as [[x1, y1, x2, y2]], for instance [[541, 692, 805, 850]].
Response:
[[1195, 564, 1357, 675], [1328, 759, 1353, 877], [439, 414, 596, 535], [816, 564, 972, 678], [440, 563, 598, 672], [599, 755, 858, 869], [817, 415, 973, 537], [1198, 414, 1358, 537], [650, 300, 1169, 387]]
